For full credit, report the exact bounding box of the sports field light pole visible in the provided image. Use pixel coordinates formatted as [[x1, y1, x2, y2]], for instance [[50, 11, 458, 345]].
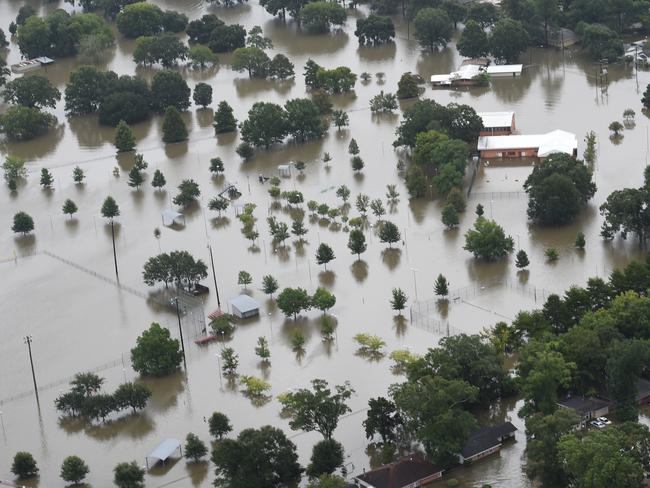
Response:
[[24, 335, 38, 402], [410, 267, 419, 301], [207, 243, 221, 308], [174, 297, 187, 368]]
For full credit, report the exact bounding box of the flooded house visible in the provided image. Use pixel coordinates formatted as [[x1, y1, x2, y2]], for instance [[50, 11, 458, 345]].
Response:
[[478, 112, 516, 136], [354, 455, 443, 488], [477, 129, 578, 159], [458, 422, 517, 464]]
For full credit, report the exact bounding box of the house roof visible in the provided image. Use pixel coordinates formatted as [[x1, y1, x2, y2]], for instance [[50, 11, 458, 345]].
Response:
[[355, 455, 442, 488], [478, 112, 515, 129], [486, 64, 523, 75], [461, 422, 517, 459], [557, 396, 611, 415], [229, 294, 259, 313], [477, 130, 577, 156]]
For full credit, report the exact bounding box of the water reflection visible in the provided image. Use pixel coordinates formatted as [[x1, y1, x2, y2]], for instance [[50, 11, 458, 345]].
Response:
[[381, 247, 401, 270], [186, 460, 209, 487], [357, 43, 397, 63], [350, 259, 369, 282]]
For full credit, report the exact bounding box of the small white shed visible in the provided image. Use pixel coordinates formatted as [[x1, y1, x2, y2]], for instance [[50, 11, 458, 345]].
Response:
[[229, 295, 260, 319]]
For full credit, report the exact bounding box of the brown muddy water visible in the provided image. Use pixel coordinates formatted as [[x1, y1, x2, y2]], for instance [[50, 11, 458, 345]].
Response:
[[1, 0, 649, 486]]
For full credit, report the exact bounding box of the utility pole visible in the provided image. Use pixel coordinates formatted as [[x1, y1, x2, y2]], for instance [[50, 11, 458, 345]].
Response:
[[207, 243, 221, 308], [24, 335, 38, 402], [174, 297, 186, 367]]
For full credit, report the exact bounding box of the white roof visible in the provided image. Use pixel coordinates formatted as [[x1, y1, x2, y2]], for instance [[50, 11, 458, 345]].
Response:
[[147, 439, 181, 463], [162, 209, 183, 226], [477, 130, 577, 156], [486, 64, 523, 75], [229, 294, 259, 313], [478, 112, 514, 128], [431, 64, 483, 84]]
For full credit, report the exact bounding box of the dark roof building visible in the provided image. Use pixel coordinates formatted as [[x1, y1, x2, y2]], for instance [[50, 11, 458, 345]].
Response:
[[557, 396, 611, 428], [459, 422, 517, 464], [354, 455, 443, 488]]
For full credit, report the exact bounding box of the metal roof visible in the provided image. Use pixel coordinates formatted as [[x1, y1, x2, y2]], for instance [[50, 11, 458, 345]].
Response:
[[229, 294, 260, 313], [147, 439, 181, 463], [477, 130, 577, 156], [478, 112, 514, 128], [486, 64, 523, 75]]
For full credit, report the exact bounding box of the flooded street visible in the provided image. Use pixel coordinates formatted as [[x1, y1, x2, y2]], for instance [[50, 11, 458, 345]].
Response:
[[1, 0, 650, 486]]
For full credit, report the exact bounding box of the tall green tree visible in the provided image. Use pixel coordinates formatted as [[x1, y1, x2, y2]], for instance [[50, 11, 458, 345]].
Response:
[[463, 217, 514, 261], [3, 75, 61, 109], [60, 455, 89, 485], [130, 323, 183, 376], [211, 426, 303, 488], [115, 120, 136, 152], [391, 376, 477, 464], [456, 20, 488, 58], [413, 8, 453, 52], [524, 154, 596, 225], [490, 18, 529, 63], [307, 439, 344, 478], [348, 229, 367, 259], [278, 379, 354, 439], [193, 82, 212, 108], [113, 461, 144, 488], [379, 221, 401, 248], [162, 106, 188, 143], [316, 243, 335, 270], [214, 101, 237, 133], [240, 102, 287, 148], [12, 211, 34, 235], [11, 452, 38, 479], [277, 287, 312, 319]]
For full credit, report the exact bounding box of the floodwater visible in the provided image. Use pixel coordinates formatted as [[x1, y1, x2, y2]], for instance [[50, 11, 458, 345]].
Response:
[[1, 0, 649, 486]]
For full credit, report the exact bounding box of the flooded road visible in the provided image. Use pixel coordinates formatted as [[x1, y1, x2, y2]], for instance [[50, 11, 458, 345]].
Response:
[[1, 0, 650, 486]]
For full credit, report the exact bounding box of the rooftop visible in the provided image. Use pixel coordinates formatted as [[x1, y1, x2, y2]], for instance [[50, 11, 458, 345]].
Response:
[[355, 455, 442, 488], [146, 438, 181, 467], [486, 64, 523, 75], [557, 396, 611, 415], [478, 112, 515, 128], [477, 130, 577, 157], [461, 422, 517, 459], [229, 294, 260, 313]]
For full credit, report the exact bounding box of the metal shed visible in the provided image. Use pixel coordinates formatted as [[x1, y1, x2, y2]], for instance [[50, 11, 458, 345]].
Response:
[[229, 295, 260, 319]]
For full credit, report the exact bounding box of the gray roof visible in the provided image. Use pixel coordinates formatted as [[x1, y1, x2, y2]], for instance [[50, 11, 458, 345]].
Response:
[[461, 422, 517, 458], [557, 396, 611, 415], [229, 294, 259, 313], [147, 438, 181, 462]]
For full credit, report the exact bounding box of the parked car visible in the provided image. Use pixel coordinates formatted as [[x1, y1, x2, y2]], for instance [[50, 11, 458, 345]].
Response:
[[590, 420, 606, 429], [597, 417, 612, 425]]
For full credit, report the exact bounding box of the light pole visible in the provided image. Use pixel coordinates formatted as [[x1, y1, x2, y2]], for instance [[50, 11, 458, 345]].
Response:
[[174, 297, 187, 368], [207, 243, 221, 308], [215, 353, 223, 389], [410, 268, 419, 301], [110, 219, 119, 281], [24, 335, 38, 402]]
